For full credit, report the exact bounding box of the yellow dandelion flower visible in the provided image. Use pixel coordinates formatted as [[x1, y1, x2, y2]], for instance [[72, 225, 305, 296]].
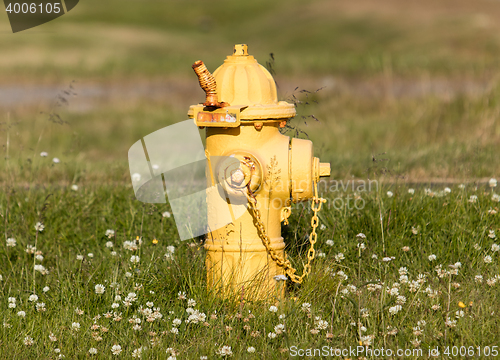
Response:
[[152, 239, 158, 245], [458, 301, 466, 308]]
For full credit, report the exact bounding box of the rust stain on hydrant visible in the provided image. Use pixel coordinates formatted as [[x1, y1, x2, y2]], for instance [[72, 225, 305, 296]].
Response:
[[188, 44, 330, 300]]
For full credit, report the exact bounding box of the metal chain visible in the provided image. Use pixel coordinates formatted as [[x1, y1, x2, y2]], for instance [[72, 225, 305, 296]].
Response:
[[246, 182, 326, 284]]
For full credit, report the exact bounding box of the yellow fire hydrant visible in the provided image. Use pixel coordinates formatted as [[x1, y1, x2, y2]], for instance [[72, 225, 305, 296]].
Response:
[[188, 44, 330, 300]]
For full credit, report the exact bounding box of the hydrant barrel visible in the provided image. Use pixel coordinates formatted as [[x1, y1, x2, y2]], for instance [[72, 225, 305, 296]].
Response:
[[188, 44, 330, 300]]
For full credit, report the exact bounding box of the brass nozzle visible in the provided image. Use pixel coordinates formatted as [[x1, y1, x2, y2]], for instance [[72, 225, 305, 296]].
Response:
[[192, 60, 228, 108]]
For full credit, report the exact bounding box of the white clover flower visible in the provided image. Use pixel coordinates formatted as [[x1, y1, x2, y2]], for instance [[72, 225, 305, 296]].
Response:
[[8, 297, 16, 303], [28, 294, 38, 302], [382, 257, 393, 262], [334, 253, 345, 262], [130, 255, 140, 264], [484, 255, 493, 264], [396, 295, 407, 305], [71, 322, 80, 331], [6, 238, 16, 247], [469, 195, 478, 203], [475, 275, 483, 283], [125, 292, 137, 302], [34, 264, 48, 275], [274, 323, 286, 334], [71, 184, 78, 191], [173, 318, 182, 327], [387, 191, 393, 197], [357, 243, 366, 250], [315, 319, 328, 330], [247, 347, 256, 353], [131, 173, 141, 182], [95, 284, 105, 294], [388, 287, 399, 296], [492, 194, 500, 202], [34, 222, 44, 232], [89, 348, 98, 355], [40, 151, 48, 157], [428, 254, 437, 261], [445, 317, 457, 328], [186, 309, 206, 323], [489, 230, 496, 239], [273, 274, 288, 281], [111, 345, 122, 355], [125, 272, 132, 278], [492, 244, 500, 252], [269, 305, 278, 313], [319, 224, 326, 230], [444, 187, 451, 194], [35, 254, 44, 261], [132, 347, 143, 358], [166, 246, 175, 254], [268, 332, 277, 339], [23, 336, 34, 346], [88, 253, 94, 258], [336, 270, 348, 281], [162, 211, 171, 218], [216, 346, 233, 356], [408, 188, 415, 194], [301, 302, 311, 313], [123, 241, 138, 251], [52, 157, 60, 164], [8, 303, 16, 309], [36, 302, 46, 312], [111, 303, 120, 309], [326, 239, 334, 246], [17, 311, 26, 317], [489, 178, 498, 188], [105, 229, 115, 238], [388, 305, 402, 315], [105, 241, 114, 248], [76, 254, 84, 260]]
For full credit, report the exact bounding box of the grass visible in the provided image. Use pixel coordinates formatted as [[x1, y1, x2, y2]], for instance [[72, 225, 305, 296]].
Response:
[[1, 181, 499, 358]]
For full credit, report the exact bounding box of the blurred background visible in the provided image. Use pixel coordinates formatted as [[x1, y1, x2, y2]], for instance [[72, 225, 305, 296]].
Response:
[[0, 0, 499, 185]]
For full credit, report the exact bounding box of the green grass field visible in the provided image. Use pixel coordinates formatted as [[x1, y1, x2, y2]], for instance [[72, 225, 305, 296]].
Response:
[[1, 0, 500, 358]]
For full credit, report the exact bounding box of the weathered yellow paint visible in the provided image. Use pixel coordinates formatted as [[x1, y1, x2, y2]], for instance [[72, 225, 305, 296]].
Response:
[[188, 44, 330, 300]]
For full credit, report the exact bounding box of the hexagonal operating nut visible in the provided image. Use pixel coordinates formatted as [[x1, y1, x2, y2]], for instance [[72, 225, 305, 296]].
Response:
[[230, 168, 245, 186]]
